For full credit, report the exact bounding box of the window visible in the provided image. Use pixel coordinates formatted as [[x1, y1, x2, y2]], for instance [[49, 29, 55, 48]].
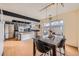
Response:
[[43, 20, 64, 37]]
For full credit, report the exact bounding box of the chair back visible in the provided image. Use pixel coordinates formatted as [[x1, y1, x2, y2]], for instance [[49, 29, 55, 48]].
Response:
[[36, 40, 51, 53], [58, 37, 66, 48]]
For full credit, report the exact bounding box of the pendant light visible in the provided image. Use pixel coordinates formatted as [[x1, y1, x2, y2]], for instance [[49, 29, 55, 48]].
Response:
[[48, 3, 59, 31], [49, 14, 52, 31], [56, 3, 58, 21], [55, 3, 64, 20]]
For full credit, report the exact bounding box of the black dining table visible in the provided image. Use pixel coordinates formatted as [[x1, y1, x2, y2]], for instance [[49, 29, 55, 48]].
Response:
[[33, 35, 63, 56]]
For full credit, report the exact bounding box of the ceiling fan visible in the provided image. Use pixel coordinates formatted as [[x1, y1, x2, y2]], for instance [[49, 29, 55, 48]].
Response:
[[40, 3, 64, 12]]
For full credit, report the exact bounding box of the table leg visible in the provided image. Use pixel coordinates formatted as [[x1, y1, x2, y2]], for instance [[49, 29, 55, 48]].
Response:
[[63, 45, 65, 56], [33, 39, 36, 56], [51, 45, 56, 56]]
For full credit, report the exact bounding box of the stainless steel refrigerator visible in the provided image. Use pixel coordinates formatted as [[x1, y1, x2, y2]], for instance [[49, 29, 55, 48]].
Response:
[[5, 23, 14, 39]]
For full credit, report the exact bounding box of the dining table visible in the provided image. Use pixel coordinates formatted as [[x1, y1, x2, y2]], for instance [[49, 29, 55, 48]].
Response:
[[33, 35, 63, 56]]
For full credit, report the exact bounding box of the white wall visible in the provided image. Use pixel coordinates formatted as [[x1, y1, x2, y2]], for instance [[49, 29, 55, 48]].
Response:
[[63, 10, 78, 47], [77, 9, 79, 53], [0, 22, 4, 55]]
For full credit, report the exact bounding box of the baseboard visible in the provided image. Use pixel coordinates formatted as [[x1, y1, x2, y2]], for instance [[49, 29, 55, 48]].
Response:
[[65, 44, 78, 48]]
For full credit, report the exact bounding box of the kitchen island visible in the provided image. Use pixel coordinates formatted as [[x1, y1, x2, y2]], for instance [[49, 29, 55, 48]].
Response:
[[18, 32, 35, 41]]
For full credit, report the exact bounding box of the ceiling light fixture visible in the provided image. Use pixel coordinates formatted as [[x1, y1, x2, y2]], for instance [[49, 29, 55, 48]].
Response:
[[40, 3, 64, 12]]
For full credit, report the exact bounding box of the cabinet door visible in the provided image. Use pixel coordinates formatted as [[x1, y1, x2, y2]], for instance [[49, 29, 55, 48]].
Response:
[[9, 24, 14, 38]]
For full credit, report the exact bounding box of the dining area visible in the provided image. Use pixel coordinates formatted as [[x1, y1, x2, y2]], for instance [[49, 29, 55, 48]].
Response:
[[0, 3, 78, 56]]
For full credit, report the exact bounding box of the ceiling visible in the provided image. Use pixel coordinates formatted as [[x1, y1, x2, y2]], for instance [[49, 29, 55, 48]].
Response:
[[0, 3, 79, 20]]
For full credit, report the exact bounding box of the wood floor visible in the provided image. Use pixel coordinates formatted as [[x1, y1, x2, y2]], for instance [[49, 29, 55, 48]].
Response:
[[65, 45, 78, 56], [3, 39, 79, 56]]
